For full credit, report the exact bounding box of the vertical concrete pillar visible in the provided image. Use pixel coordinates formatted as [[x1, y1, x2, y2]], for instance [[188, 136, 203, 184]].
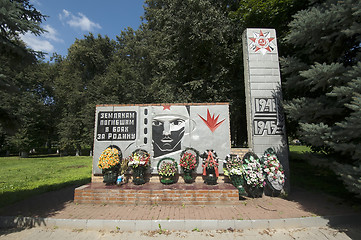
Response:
[[243, 28, 290, 191]]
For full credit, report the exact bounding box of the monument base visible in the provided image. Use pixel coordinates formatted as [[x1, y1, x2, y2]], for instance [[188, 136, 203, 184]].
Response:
[[74, 181, 241, 205]]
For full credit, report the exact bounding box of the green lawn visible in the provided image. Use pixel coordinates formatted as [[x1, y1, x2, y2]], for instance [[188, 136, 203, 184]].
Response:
[[0, 156, 92, 208]]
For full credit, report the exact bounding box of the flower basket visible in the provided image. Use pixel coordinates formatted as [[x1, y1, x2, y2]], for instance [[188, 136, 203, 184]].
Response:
[[244, 184, 264, 198], [128, 149, 150, 185], [98, 147, 122, 185], [182, 169, 193, 183], [102, 169, 118, 185], [180, 147, 199, 183], [224, 154, 246, 196], [157, 157, 178, 184], [201, 150, 219, 185], [132, 165, 147, 185], [261, 148, 285, 196], [242, 152, 264, 198]]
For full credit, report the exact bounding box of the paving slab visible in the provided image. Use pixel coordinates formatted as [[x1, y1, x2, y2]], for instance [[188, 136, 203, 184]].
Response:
[[0, 184, 360, 236]]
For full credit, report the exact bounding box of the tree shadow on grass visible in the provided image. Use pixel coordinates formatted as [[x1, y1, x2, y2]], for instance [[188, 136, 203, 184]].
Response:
[[0, 178, 90, 219]]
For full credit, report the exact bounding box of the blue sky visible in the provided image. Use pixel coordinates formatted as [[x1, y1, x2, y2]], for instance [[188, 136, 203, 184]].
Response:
[[21, 0, 145, 60]]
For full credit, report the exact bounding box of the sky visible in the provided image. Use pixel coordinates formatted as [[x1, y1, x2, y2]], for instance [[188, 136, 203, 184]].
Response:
[[21, 0, 145, 60]]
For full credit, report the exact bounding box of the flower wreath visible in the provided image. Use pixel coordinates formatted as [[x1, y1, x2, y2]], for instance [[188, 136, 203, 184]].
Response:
[[128, 149, 150, 168], [261, 148, 285, 190], [157, 157, 178, 177], [242, 152, 264, 188], [224, 154, 243, 177], [201, 149, 219, 177], [98, 146, 122, 170], [179, 147, 199, 171]]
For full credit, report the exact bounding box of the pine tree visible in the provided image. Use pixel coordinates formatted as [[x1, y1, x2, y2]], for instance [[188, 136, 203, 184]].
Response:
[[282, 0, 361, 159], [0, 0, 46, 62], [0, 0, 47, 155], [330, 63, 361, 162]]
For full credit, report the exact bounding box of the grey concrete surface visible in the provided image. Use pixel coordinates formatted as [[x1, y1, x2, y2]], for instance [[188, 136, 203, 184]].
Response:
[[1, 226, 360, 240]]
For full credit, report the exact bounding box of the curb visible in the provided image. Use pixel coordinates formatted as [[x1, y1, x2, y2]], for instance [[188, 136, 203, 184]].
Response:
[[1, 215, 360, 231]]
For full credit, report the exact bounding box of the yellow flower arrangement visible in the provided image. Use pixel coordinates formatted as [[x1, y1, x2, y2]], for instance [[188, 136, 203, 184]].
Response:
[[98, 147, 121, 170]]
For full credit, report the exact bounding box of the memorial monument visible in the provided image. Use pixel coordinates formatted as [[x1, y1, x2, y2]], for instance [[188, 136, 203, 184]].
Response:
[[243, 28, 290, 190], [77, 28, 290, 204], [93, 103, 231, 175]]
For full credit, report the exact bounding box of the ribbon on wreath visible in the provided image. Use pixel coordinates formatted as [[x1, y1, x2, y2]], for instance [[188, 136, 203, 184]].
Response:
[[202, 151, 219, 177]]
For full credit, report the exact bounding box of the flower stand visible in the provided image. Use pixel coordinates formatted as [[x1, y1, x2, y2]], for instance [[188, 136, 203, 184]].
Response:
[[230, 175, 246, 198], [179, 147, 199, 184], [98, 147, 122, 185], [128, 149, 150, 185], [182, 168, 194, 183], [102, 169, 118, 185], [157, 157, 178, 185], [201, 150, 219, 185], [204, 167, 218, 185], [160, 176, 174, 184], [132, 166, 146, 185], [244, 184, 264, 198], [264, 178, 282, 197]]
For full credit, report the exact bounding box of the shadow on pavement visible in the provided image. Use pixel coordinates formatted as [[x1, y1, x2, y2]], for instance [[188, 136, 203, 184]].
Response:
[[287, 187, 361, 239]]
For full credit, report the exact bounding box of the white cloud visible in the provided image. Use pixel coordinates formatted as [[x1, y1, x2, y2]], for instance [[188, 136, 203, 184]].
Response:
[[20, 32, 54, 53], [59, 9, 101, 32], [59, 9, 70, 21], [31, 0, 42, 6], [43, 25, 64, 43]]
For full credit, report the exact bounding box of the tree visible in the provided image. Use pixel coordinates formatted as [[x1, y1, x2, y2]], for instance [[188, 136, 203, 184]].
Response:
[[229, 0, 309, 54], [1, 61, 56, 156], [0, 0, 47, 156], [53, 34, 117, 154], [0, 0, 45, 56], [141, 0, 247, 145], [281, 0, 361, 162], [143, 0, 239, 102]]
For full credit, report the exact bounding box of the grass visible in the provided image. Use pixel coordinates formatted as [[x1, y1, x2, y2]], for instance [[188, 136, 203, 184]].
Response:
[[288, 145, 357, 202], [0, 155, 92, 208]]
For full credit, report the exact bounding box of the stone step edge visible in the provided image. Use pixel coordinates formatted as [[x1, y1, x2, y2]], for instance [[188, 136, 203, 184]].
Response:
[[1, 214, 360, 231]]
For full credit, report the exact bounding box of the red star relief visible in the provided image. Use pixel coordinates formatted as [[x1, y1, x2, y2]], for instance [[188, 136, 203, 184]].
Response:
[[249, 30, 275, 55]]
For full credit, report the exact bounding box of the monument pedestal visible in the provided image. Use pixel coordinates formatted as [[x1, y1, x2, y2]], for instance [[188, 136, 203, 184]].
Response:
[[74, 180, 240, 205]]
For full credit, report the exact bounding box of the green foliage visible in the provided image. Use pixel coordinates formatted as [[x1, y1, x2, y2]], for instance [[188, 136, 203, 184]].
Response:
[[0, 0, 46, 61], [290, 145, 361, 201], [0, 156, 92, 208], [282, 0, 361, 162], [143, 0, 242, 103], [54, 34, 117, 152], [0, 61, 57, 155], [230, 0, 305, 35], [329, 63, 361, 161], [333, 162, 361, 199], [0, 1, 50, 155], [0, 0, 318, 152], [142, 0, 247, 145]]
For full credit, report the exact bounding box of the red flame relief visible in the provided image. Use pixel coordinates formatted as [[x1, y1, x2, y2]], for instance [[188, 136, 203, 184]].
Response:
[[198, 109, 225, 133], [162, 105, 171, 110]]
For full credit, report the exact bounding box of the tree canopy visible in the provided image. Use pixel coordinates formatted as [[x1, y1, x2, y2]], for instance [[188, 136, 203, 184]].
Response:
[[282, 0, 361, 163], [0, 0, 47, 156], [1, 0, 328, 156]]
